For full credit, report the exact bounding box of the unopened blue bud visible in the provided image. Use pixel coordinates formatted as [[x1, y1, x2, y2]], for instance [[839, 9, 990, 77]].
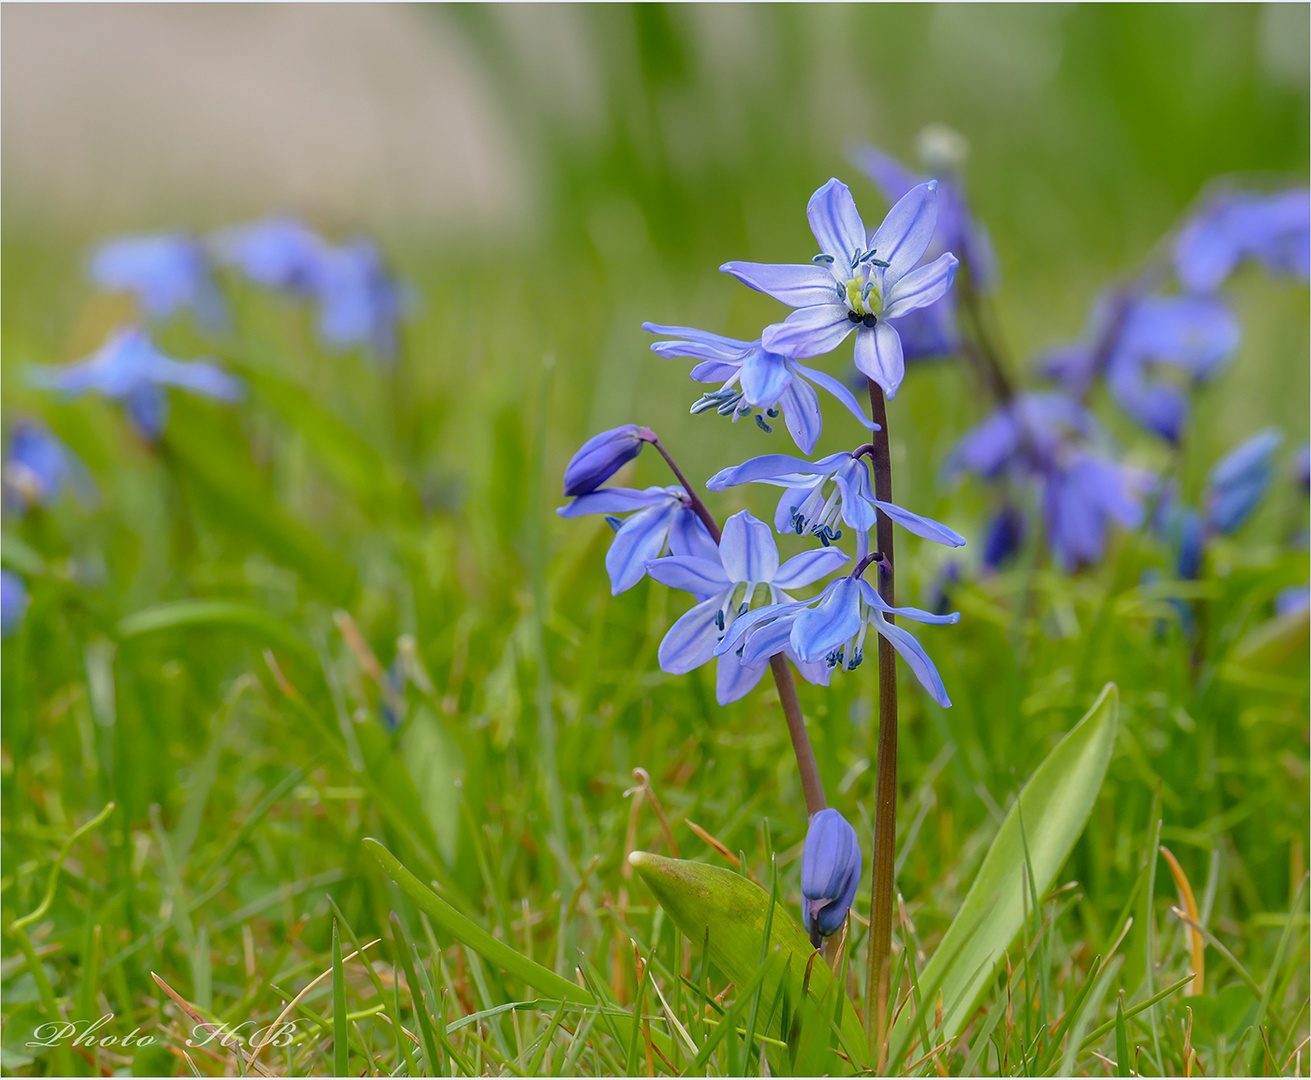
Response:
[[800, 809, 862, 949], [563, 425, 652, 497], [1206, 428, 1282, 535], [1174, 509, 1204, 581]]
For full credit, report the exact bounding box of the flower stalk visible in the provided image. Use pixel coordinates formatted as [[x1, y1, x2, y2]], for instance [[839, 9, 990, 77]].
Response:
[[652, 434, 828, 817], [864, 378, 899, 1069]]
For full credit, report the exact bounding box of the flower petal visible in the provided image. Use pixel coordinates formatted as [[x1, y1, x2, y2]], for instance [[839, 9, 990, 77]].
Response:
[[715, 653, 769, 705], [718, 262, 840, 308], [853, 321, 905, 399], [646, 323, 754, 363], [707, 452, 847, 491], [873, 612, 953, 707], [557, 486, 671, 519], [806, 178, 867, 264], [689, 360, 741, 383], [720, 510, 779, 583], [791, 362, 880, 432], [643, 555, 730, 596], [832, 459, 879, 532], [868, 181, 939, 286], [777, 371, 822, 454], [658, 595, 727, 674], [883, 253, 959, 319], [790, 579, 862, 664], [762, 305, 853, 359], [786, 645, 833, 687], [858, 580, 962, 625], [872, 500, 967, 547], [739, 348, 792, 407], [606, 503, 675, 594], [667, 506, 721, 562], [773, 547, 851, 590]]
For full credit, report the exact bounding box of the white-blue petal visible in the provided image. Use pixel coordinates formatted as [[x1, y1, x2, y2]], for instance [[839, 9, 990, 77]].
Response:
[[644, 555, 730, 596], [791, 362, 880, 432], [872, 612, 953, 707], [872, 500, 967, 547], [762, 305, 853, 359], [715, 653, 770, 706], [777, 371, 822, 455], [854, 321, 905, 399], [883, 253, 959, 320], [719, 262, 840, 308], [667, 506, 721, 563], [868, 181, 939, 287], [658, 594, 728, 675], [707, 452, 847, 491], [806, 178, 867, 265], [720, 510, 779, 583], [557, 486, 671, 519], [739, 348, 793, 407], [790, 579, 862, 664], [606, 503, 676, 594], [643, 323, 754, 361], [773, 547, 851, 590]]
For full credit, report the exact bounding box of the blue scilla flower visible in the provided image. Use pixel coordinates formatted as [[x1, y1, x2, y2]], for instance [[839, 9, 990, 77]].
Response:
[[1042, 293, 1239, 443], [90, 232, 226, 330], [1205, 428, 1282, 535], [800, 808, 862, 949], [643, 510, 847, 705], [643, 324, 878, 454], [313, 239, 408, 361], [706, 452, 966, 561], [1043, 450, 1150, 571], [718, 575, 961, 707], [944, 392, 1097, 480], [1, 570, 28, 638], [29, 326, 244, 440], [1276, 584, 1310, 617], [210, 216, 330, 294], [557, 485, 718, 595], [3, 422, 78, 512], [1175, 189, 1311, 293], [563, 425, 654, 497], [721, 179, 959, 398]]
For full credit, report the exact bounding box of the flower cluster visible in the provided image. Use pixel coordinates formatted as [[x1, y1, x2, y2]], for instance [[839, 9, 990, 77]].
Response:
[[561, 174, 970, 944]]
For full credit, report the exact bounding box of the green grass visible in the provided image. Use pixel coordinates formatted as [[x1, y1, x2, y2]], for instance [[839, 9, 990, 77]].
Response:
[[2, 5, 1308, 1076]]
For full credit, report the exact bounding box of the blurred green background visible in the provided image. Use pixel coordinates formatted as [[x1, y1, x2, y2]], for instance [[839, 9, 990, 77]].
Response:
[[1, 4, 1307, 1075]]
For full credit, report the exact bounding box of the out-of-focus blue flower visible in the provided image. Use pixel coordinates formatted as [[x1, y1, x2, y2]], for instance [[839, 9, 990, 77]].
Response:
[[3, 422, 77, 512], [563, 425, 654, 497], [721, 179, 959, 398], [1044, 451, 1149, 571], [1294, 443, 1310, 493], [1042, 293, 1240, 443], [313, 239, 407, 360], [643, 324, 878, 454], [1174, 508, 1204, 581], [718, 575, 960, 706], [800, 808, 862, 948], [90, 232, 226, 329], [850, 140, 997, 289], [643, 510, 847, 705], [557, 485, 718, 595], [707, 452, 965, 561], [944, 393, 1097, 480], [1205, 428, 1282, 535], [981, 505, 1026, 572], [1, 570, 28, 638], [210, 216, 330, 294], [1276, 584, 1310, 617], [1175, 189, 1311, 293], [29, 326, 244, 440]]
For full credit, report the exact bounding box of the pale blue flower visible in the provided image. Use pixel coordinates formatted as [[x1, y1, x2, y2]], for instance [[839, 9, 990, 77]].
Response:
[[1175, 189, 1310, 292], [210, 216, 330, 294], [313, 239, 407, 361], [1205, 428, 1282, 535], [1043, 451, 1150, 571], [944, 392, 1097, 481], [1041, 293, 1239, 442], [1276, 584, 1310, 617], [718, 575, 960, 707], [643, 510, 847, 705], [643, 324, 878, 454], [721, 179, 959, 397], [563, 425, 654, 497], [29, 326, 243, 439], [708, 451, 966, 561], [557, 485, 718, 595], [1, 570, 28, 638], [4, 422, 77, 512], [90, 232, 225, 329], [801, 808, 862, 948]]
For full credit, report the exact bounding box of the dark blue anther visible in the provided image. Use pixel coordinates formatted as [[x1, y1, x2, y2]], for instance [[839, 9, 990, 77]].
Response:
[[812, 253, 835, 266], [715, 610, 725, 631], [766, 407, 780, 418], [755, 414, 773, 433]]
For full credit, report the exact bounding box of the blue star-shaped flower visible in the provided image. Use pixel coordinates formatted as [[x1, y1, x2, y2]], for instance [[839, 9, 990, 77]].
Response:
[[90, 232, 225, 329]]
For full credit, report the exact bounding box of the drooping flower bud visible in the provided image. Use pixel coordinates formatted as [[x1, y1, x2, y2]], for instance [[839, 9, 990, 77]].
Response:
[[562, 425, 652, 497], [800, 808, 862, 949], [1206, 428, 1282, 536]]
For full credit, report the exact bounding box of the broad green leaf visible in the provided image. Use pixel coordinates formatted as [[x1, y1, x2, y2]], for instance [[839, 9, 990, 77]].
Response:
[[628, 851, 868, 1071], [116, 599, 314, 664], [896, 682, 1119, 1046]]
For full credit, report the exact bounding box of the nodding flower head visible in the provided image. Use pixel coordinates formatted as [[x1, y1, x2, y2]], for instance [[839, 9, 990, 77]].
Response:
[[800, 808, 862, 949], [1205, 428, 1282, 536], [563, 425, 654, 497]]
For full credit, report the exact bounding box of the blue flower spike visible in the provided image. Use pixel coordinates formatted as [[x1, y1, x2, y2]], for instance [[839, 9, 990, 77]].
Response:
[[563, 425, 656, 497], [28, 326, 244, 440], [721, 178, 959, 398], [643, 324, 878, 454], [801, 808, 862, 949]]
